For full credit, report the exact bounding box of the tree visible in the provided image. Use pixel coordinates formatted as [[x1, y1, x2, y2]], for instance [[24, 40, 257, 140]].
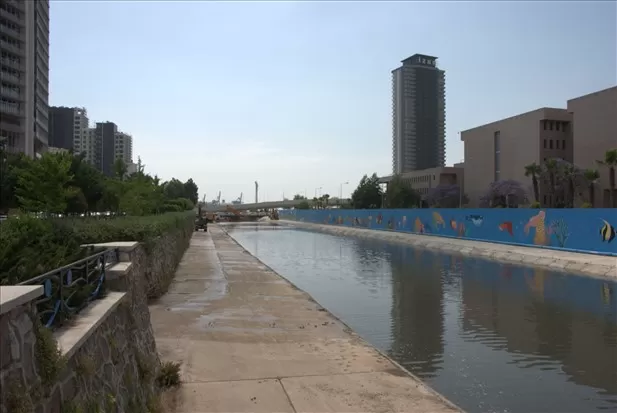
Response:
[[163, 178, 186, 200], [524, 162, 542, 203], [293, 194, 306, 200], [322, 194, 330, 208], [583, 169, 600, 207], [385, 175, 421, 208], [562, 163, 579, 207], [542, 158, 560, 207], [0, 150, 29, 213], [351, 173, 382, 209], [113, 158, 128, 180], [597, 148, 617, 208], [69, 153, 105, 212], [426, 184, 467, 208], [479, 180, 527, 208], [296, 200, 310, 209], [14, 152, 76, 215], [183, 178, 199, 205]]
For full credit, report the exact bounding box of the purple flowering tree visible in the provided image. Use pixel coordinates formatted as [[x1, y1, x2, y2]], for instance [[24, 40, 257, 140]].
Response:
[[426, 184, 468, 208], [479, 180, 528, 208]]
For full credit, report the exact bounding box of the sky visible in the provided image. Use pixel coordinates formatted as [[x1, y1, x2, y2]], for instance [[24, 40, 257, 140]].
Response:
[[49, 1, 616, 202]]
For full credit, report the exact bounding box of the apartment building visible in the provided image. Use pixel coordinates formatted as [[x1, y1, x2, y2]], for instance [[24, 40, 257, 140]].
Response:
[[567, 86, 617, 207], [94, 121, 117, 176], [48, 106, 98, 165], [379, 166, 464, 199], [0, 0, 50, 157], [391, 54, 446, 174], [114, 131, 133, 166], [461, 108, 573, 207]]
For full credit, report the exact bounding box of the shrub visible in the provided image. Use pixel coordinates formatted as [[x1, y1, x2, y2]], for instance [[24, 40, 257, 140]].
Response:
[[580, 202, 593, 208], [530, 201, 541, 208], [156, 361, 182, 388]]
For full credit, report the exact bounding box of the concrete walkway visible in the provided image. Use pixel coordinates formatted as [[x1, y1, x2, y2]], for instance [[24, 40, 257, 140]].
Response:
[[150, 226, 460, 413]]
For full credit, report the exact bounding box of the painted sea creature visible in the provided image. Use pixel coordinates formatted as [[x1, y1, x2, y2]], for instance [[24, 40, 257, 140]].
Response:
[[457, 222, 467, 237], [450, 219, 457, 230], [433, 212, 445, 228], [550, 219, 570, 248], [376, 214, 383, 224], [402, 216, 407, 228], [524, 211, 550, 246], [600, 220, 616, 243], [414, 217, 425, 233], [466, 215, 484, 227], [499, 221, 513, 236]]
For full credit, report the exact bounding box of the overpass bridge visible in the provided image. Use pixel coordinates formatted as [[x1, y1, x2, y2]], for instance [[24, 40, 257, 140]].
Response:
[[203, 199, 350, 212]]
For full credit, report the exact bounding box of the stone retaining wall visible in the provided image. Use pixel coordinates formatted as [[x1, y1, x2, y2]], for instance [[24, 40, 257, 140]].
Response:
[[0, 225, 193, 413]]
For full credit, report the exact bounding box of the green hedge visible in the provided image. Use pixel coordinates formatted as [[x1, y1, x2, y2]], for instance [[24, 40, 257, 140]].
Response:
[[0, 211, 195, 285]]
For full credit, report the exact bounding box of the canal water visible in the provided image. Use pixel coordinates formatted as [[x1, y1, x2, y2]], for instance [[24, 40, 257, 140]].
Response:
[[226, 224, 617, 413]]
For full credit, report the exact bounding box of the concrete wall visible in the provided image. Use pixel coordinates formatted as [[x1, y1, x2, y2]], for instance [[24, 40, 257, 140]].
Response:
[[568, 86, 617, 207], [0, 224, 193, 412], [280, 208, 617, 256]]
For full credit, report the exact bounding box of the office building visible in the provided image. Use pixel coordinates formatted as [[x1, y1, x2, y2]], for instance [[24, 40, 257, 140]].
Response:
[[114, 131, 133, 166], [391, 54, 445, 174], [567, 86, 617, 207], [461, 108, 573, 206], [379, 166, 464, 199], [94, 121, 117, 176], [48, 106, 90, 154], [0, 0, 50, 157]]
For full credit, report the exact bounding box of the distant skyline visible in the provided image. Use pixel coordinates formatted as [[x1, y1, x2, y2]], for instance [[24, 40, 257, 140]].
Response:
[[49, 1, 616, 202]]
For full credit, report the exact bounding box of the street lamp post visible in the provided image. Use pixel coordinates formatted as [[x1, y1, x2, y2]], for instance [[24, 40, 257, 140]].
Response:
[[339, 181, 349, 202]]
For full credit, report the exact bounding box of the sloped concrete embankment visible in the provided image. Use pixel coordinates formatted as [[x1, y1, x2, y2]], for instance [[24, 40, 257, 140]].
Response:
[[279, 220, 617, 279]]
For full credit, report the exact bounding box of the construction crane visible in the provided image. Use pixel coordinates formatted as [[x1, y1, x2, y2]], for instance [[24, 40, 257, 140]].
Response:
[[232, 192, 243, 205]]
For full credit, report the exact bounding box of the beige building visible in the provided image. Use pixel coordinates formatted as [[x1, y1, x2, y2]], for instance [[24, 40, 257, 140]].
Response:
[[567, 86, 617, 207], [379, 166, 464, 200], [461, 108, 573, 207], [461, 86, 616, 207]]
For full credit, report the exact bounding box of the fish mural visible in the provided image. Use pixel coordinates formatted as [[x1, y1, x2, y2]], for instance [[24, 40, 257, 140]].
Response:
[[414, 217, 425, 233], [433, 212, 445, 229], [499, 221, 513, 236], [600, 220, 615, 243], [466, 215, 484, 227], [524, 211, 550, 246], [280, 208, 617, 255]]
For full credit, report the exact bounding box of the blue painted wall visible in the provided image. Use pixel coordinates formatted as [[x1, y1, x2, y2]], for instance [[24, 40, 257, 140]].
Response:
[[279, 208, 617, 256]]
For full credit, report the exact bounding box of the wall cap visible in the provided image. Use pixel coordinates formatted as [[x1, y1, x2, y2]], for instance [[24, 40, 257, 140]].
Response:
[[0, 286, 43, 315], [54, 292, 126, 359], [81, 241, 139, 252]]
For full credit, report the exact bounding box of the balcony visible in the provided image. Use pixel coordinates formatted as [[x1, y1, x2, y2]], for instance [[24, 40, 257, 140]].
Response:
[[0, 101, 23, 116], [1, 71, 22, 86], [0, 22, 21, 41], [0, 40, 23, 56], [0, 56, 22, 70], [0, 8, 23, 25], [0, 87, 22, 100]]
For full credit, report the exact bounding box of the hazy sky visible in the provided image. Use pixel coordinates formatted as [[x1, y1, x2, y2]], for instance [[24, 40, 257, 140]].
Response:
[[50, 1, 616, 202]]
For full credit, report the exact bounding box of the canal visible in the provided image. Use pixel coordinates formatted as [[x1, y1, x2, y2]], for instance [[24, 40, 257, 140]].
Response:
[[226, 224, 617, 413]]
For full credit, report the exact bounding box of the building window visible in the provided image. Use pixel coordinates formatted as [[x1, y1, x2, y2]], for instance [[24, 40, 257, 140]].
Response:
[[562, 139, 566, 150], [549, 139, 553, 149], [543, 120, 547, 130], [549, 121, 554, 131], [556, 140, 560, 149], [543, 139, 547, 149], [556, 122, 561, 131], [543, 195, 547, 205]]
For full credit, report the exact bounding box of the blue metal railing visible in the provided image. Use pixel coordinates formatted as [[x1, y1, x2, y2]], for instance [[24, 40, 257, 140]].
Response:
[[18, 247, 119, 328]]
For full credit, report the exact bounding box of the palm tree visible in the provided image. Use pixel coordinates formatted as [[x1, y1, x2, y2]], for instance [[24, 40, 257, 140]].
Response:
[[322, 194, 330, 208], [583, 169, 600, 207], [524, 162, 542, 203], [312, 196, 319, 209], [543, 158, 560, 207], [597, 148, 617, 207], [562, 164, 578, 207]]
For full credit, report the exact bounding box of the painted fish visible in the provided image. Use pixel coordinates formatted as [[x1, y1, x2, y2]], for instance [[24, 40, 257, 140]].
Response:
[[499, 221, 513, 236], [450, 219, 457, 230], [433, 212, 445, 228], [600, 220, 615, 243], [466, 215, 484, 227]]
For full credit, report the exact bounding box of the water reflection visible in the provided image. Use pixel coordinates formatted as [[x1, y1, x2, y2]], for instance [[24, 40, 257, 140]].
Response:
[[227, 225, 617, 413]]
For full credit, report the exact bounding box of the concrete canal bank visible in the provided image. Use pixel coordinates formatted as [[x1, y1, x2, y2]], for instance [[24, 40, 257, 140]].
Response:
[[149, 226, 461, 413], [279, 220, 617, 279]]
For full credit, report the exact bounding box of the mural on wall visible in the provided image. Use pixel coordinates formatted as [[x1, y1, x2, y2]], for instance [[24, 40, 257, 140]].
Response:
[[279, 208, 617, 256]]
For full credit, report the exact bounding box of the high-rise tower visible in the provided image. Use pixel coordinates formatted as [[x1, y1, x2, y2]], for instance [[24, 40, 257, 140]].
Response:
[[392, 54, 445, 174]]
